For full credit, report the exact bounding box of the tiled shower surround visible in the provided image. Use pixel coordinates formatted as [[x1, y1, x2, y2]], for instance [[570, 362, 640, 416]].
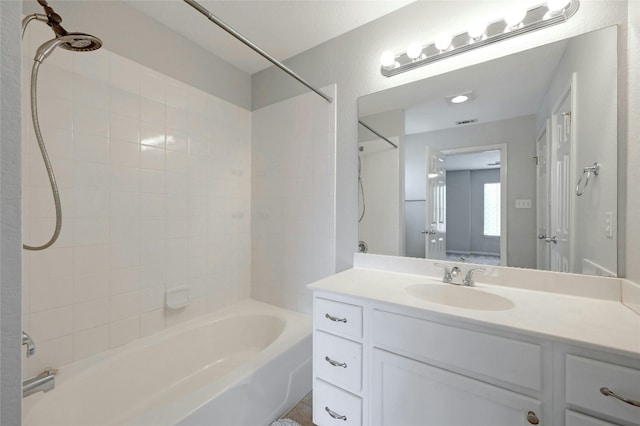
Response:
[[251, 86, 337, 316], [22, 24, 252, 375]]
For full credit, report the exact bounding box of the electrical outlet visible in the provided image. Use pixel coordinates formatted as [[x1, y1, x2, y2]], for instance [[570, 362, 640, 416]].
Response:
[[515, 199, 532, 209]]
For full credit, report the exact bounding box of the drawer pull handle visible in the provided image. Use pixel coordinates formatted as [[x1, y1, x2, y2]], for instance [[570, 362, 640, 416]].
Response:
[[325, 356, 347, 368], [526, 411, 539, 425], [600, 387, 640, 407], [325, 313, 347, 323], [325, 406, 347, 421]]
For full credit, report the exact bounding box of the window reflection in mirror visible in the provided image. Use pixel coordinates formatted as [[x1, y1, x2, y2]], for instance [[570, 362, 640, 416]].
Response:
[[357, 26, 618, 277]]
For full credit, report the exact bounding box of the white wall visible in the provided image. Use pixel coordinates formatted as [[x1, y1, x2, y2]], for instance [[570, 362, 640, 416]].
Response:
[[252, 1, 630, 276], [251, 85, 336, 315], [1, 2, 23, 423], [406, 116, 537, 269], [536, 26, 618, 275], [21, 22, 251, 376]]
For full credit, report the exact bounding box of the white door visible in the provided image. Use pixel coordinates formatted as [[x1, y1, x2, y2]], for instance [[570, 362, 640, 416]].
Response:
[[425, 146, 446, 260], [536, 120, 551, 270], [371, 349, 543, 426], [549, 77, 575, 273]]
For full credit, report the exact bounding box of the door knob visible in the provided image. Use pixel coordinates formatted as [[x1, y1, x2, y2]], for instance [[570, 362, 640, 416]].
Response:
[[422, 230, 436, 235], [526, 411, 540, 425]]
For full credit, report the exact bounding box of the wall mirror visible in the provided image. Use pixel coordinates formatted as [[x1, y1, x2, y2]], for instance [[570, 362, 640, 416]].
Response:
[[357, 25, 618, 277]]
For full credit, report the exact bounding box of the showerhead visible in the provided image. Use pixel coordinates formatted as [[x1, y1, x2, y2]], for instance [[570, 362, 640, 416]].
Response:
[[57, 33, 102, 52], [34, 33, 102, 63], [31, 0, 102, 62]]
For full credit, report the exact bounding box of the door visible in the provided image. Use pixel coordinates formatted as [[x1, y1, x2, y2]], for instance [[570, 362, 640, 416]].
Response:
[[549, 76, 575, 273], [425, 145, 446, 260], [371, 349, 543, 426], [536, 120, 551, 270]]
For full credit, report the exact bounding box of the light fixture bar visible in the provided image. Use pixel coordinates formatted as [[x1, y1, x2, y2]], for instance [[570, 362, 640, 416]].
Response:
[[381, 0, 579, 77]]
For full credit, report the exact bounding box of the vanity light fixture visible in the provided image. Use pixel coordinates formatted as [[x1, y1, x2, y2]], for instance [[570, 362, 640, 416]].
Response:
[[380, 0, 579, 77]]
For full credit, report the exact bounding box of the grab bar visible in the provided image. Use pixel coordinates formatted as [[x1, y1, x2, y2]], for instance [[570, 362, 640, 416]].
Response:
[[576, 162, 599, 196]]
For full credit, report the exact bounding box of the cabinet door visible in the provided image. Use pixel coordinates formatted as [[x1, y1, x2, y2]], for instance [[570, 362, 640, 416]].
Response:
[[371, 349, 543, 426]]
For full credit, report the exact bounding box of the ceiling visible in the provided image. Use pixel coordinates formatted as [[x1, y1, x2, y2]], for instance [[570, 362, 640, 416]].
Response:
[[124, 0, 414, 75], [445, 150, 501, 171], [359, 37, 569, 134]]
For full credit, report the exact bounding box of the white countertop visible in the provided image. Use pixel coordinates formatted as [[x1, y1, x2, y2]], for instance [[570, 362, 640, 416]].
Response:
[[308, 268, 640, 357]]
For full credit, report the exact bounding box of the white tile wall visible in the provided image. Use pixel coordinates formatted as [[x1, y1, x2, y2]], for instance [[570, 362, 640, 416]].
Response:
[[251, 86, 337, 315], [22, 24, 251, 375]]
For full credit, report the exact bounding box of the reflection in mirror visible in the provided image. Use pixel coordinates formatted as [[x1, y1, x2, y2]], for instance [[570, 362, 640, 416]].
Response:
[[358, 26, 618, 276]]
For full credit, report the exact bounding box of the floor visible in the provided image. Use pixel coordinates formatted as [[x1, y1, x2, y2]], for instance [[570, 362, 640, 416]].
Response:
[[281, 391, 313, 426]]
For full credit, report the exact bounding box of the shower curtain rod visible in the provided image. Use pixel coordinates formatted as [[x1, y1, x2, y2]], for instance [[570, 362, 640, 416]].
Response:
[[358, 120, 398, 149], [183, 0, 333, 104]]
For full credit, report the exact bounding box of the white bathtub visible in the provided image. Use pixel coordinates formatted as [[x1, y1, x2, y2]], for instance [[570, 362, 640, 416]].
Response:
[[23, 300, 312, 426]]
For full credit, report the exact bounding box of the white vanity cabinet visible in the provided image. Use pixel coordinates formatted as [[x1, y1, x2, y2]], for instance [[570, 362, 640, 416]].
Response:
[[370, 308, 546, 426], [310, 280, 640, 426], [312, 296, 365, 426], [561, 349, 640, 426]]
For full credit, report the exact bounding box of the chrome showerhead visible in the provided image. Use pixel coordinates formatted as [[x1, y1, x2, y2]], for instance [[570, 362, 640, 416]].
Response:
[[30, 0, 102, 62], [34, 33, 102, 63], [56, 33, 102, 52]]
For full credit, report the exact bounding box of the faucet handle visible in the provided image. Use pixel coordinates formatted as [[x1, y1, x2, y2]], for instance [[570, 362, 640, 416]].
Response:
[[434, 263, 460, 283], [463, 268, 486, 286], [22, 331, 35, 358]]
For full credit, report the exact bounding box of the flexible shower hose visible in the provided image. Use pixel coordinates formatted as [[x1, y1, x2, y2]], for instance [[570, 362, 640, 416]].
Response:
[[23, 59, 63, 250]]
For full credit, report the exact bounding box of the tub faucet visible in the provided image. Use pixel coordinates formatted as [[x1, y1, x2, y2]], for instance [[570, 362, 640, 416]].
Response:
[[23, 368, 56, 398], [22, 331, 35, 358], [434, 263, 461, 284]]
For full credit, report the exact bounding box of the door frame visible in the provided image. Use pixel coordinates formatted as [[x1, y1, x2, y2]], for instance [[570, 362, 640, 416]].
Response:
[[442, 144, 508, 266], [536, 119, 551, 270]]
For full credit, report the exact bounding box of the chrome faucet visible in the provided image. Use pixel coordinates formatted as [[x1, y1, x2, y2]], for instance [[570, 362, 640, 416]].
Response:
[[22, 331, 35, 358], [463, 268, 486, 287], [23, 368, 56, 398], [434, 263, 461, 284]]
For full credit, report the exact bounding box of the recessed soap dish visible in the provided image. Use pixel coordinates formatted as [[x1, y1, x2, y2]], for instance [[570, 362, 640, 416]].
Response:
[[165, 286, 190, 310]]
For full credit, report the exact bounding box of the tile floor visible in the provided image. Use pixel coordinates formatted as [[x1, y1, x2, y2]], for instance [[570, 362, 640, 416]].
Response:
[[281, 391, 313, 426]]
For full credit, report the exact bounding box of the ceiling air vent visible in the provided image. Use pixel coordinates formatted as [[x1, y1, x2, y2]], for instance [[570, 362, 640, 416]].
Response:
[[456, 118, 478, 126]]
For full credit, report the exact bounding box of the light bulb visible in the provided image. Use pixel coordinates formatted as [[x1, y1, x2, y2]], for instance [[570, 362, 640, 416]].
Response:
[[451, 95, 469, 104], [380, 50, 396, 68], [434, 32, 453, 51], [547, 0, 570, 12], [504, 5, 527, 28], [406, 42, 423, 60], [467, 21, 487, 40]]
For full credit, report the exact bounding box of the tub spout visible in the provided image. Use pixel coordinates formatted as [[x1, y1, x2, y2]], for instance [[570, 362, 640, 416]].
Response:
[[23, 368, 56, 398]]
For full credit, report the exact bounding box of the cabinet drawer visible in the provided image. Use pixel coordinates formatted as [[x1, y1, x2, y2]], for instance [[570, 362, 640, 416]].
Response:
[[565, 410, 621, 426], [314, 297, 363, 339], [313, 378, 362, 426], [314, 331, 362, 393], [566, 355, 640, 425], [372, 309, 543, 391]]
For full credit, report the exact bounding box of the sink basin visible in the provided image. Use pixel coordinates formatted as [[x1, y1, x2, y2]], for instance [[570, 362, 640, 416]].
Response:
[[405, 284, 515, 311]]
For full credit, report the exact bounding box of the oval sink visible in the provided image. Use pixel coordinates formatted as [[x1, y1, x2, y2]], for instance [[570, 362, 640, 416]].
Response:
[[405, 284, 514, 311]]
